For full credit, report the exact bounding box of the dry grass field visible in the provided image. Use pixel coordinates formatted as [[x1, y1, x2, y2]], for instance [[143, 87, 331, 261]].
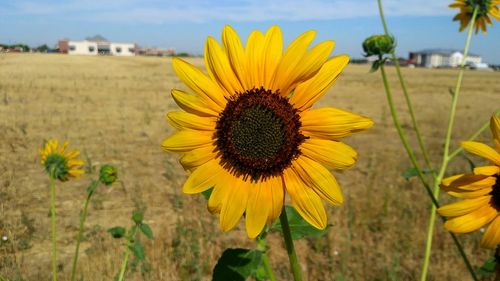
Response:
[[0, 53, 499, 281]]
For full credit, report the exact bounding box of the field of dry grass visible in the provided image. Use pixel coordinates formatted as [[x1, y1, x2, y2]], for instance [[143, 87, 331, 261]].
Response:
[[0, 53, 499, 280]]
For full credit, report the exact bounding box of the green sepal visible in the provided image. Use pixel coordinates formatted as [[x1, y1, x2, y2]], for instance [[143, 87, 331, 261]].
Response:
[[202, 187, 214, 200], [271, 205, 330, 240]]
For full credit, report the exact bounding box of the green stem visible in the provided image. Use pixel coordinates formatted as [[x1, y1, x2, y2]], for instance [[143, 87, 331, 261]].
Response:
[[279, 209, 302, 281], [70, 180, 98, 281], [117, 226, 138, 281], [49, 171, 58, 281], [377, 0, 434, 171], [379, 63, 477, 281], [0, 273, 9, 281], [420, 6, 479, 281], [379, 64, 436, 205], [256, 237, 277, 281], [117, 249, 130, 281]]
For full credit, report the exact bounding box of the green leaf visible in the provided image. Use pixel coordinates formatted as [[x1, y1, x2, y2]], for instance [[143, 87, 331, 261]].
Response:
[[107, 226, 126, 239], [212, 248, 263, 281], [401, 167, 434, 181], [140, 223, 153, 240], [477, 257, 496, 276], [129, 240, 145, 261], [201, 187, 213, 200], [132, 211, 144, 224], [271, 205, 330, 240]]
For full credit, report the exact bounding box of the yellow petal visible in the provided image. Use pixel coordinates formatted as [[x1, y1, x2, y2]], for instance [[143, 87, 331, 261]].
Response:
[[180, 145, 218, 171], [461, 141, 500, 166], [67, 159, 84, 168], [441, 174, 495, 191], [273, 38, 335, 96], [68, 169, 84, 177], [474, 165, 500, 176], [220, 176, 250, 231], [267, 175, 285, 224], [59, 141, 69, 153], [246, 179, 272, 238], [292, 156, 344, 206], [300, 138, 357, 170], [182, 159, 224, 194], [283, 168, 327, 229], [491, 115, 500, 149], [270, 30, 316, 94], [65, 150, 80, 159], [442, 185, 493, 199], [171, 89, 220, 117], [245, 30, 265, 88], [261, 26, 283, 89], [443, 204, 497, 233], [290, 55, 349, 110], [208, 170, 232, 214], [301, 107, 374, 140], [172, 58, 226, 108], [167, 111, 216, 131], [437, 196, 491, 217], [222, 25, 249, 89], [205, 37, 243, 97], [161, 130, 213, 152], [481, 216, 500, 249]]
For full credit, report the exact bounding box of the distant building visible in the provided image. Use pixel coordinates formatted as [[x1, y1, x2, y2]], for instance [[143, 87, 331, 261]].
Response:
[[137, 47, 176, 57], [409, 49, 482, 68], [58, 35, 137, 56]]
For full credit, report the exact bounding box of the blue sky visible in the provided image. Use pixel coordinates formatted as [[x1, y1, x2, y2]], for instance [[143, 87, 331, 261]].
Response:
[[1, 0, 500, 63]]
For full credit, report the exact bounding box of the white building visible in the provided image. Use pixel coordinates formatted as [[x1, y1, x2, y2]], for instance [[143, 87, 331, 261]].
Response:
[[409, 49, 481, 68], [58, 35, 136, 56]]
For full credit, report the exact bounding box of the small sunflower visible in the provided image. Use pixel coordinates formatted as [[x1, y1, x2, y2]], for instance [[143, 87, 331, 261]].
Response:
[[437, 115, 500, 248], [450, 0, 500, 33], [162, 25, 373, 238], [40, 139, 84, 181]]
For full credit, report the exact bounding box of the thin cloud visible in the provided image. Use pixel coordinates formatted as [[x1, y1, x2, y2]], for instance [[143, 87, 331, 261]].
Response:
[[4, 0, 454, 23]]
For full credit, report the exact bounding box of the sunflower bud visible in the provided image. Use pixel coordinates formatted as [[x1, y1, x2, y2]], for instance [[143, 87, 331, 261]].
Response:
[[99, 164, 118, 185], [362, 35, 395, 57]]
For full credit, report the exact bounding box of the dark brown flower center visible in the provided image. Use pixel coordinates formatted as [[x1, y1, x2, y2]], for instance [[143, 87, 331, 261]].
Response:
[[490, 175, 500, 210], [215, 87, 306, 181]]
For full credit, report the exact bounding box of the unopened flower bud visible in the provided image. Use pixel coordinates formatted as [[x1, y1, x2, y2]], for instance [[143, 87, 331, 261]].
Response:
[[99, 164, 118, 185], [362, 35, 395, 57]]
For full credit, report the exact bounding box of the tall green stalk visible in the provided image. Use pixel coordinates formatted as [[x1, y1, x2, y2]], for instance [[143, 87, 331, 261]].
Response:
[[377, 0, 433, 170], [256, 236, 277, 281], [420, 6, 479, 281], [279, 209, 302, 281], [70, 180, 98, 281], [379, 63, 477, 281], [49, 169, 58, 281], [117, 226, 138, 281]]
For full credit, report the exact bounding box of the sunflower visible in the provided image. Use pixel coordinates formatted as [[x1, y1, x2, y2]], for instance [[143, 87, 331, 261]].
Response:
[[449, 0, 500, 33], [162, 25, 373, 238], [437, 115, 500, 248], [40, 139, 84, 181]]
